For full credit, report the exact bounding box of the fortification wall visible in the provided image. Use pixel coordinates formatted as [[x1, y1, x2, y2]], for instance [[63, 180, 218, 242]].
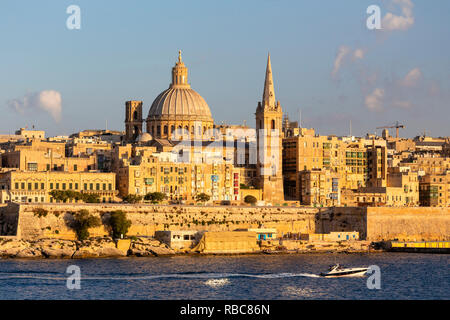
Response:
[[4, 204, 450, 242], [365, 207, 450, 241], [14, 204, 319, 240], [0, 203, 20, 236]]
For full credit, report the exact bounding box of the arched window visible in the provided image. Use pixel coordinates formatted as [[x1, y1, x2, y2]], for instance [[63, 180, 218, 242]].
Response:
[[133, 111, 139, 121], [164, 125, 168, 135], [271, 119, 275, 130], [157, 126, 161, 135]]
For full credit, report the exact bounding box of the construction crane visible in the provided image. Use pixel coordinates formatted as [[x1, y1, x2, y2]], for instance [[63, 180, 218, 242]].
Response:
[[376, 121, 405, 138]]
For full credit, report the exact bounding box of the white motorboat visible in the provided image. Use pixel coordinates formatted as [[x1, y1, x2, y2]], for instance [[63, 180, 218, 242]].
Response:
[[320, 264, 369, 278]]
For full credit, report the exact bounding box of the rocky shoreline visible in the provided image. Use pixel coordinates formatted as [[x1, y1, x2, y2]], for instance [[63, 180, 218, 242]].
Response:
[[0, 237, 375, 259], [0, 237, 175, 259]]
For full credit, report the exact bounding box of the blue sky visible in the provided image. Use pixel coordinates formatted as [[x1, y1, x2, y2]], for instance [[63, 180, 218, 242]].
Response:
[[0, 0, 449, 137]]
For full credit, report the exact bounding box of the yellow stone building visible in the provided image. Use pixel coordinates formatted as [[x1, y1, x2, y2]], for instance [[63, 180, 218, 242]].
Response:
[[118, 51, 285, 204], [299, 168, 340, 207], [0, 170, 117, 204], [282, 127, 388, 203], [419, 172, 450, 207], [1, 140, 97, 172], [114, 145, 240, 202]]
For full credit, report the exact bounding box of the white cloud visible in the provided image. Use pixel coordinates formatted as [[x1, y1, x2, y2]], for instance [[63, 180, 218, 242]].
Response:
[[332, 46, 365, 78], [365, 88, 385, 111], [382, 0, 415, 31], [332, 46, 351, 78], [400, 68, 422, 87], [7, 90, 62, 122], [352, 49, 365, 60]]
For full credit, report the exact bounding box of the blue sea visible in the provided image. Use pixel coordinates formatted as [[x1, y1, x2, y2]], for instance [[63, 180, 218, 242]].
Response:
[[0, 253, 448, 300]]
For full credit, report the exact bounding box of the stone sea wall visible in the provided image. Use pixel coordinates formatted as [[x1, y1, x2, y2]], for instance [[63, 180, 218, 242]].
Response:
[[366, 207, 450, 241], [317, 206, 450, 241], [9, 204, 320, 241], [1, 203, 449, 242]]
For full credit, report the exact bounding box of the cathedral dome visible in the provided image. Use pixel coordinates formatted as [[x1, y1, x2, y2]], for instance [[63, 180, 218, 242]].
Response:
[[146, 51, 214, 139], [147, 87, 213, 122]]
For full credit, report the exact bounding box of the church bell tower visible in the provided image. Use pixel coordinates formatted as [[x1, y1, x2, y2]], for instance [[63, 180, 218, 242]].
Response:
[[125, 100, 143, 142], [255, 53, 284, 203]]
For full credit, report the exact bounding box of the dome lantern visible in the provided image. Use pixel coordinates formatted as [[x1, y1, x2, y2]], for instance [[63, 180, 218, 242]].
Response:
[[171, 50, 189, 88]]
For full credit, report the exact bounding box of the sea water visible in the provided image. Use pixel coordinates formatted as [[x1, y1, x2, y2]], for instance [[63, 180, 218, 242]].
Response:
[[0, 253, 448, 300]]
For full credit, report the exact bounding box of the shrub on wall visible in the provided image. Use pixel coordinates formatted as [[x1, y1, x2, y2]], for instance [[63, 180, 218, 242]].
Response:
[[71, 209, 102, 241], [244, 195, 257, 205], [108, 210, 132, 239], [33, 208, 48, 218]]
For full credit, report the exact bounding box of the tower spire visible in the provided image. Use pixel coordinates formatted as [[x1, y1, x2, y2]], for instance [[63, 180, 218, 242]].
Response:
[[262, 53, 276, 108]]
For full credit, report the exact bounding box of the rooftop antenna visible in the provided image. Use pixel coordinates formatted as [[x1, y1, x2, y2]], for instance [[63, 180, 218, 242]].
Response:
[[349, 119, 352, 137], [298, 108, 302, 128]]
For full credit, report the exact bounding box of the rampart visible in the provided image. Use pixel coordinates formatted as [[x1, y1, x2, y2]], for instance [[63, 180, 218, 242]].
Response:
[[0, 203, 448, 242]]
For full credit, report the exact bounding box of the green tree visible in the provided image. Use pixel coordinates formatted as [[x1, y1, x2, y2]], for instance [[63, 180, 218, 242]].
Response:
[[109, 210, 132, 239], [49, 190, 100, 203], [144, 192, 166, 204], [244, 195, 257, 205], [122, 194, 143, 204], [71, 209, 102, 241], [196, 193, 210, 203], [82, 193, 100, 203]]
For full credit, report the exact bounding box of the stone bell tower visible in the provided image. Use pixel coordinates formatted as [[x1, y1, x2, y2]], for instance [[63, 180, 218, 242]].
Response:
[[255, 53, 284, 203], [125, 100, 143, 142]]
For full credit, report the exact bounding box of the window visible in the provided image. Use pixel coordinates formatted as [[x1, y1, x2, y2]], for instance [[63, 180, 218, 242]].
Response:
[[27, 163, 38, 171], [35, 183, 38, 190], [74, 164, 78, 171], [41, 183, 45, 190]]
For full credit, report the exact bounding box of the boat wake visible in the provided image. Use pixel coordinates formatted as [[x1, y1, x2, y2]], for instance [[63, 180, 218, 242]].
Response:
[[0, 272, 321, 281]]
